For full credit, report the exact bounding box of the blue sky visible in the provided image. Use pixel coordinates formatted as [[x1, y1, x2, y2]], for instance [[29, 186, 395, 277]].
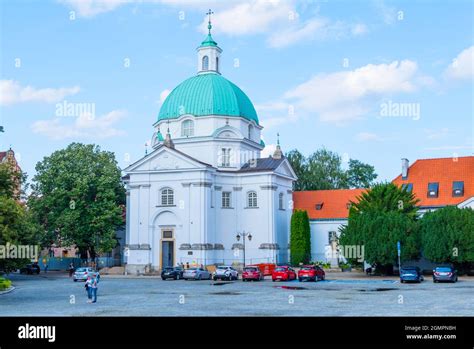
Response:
[[0, 0, 473, 184]]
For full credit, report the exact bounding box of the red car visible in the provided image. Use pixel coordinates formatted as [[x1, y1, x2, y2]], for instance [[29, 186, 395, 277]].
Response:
[[298, 265, 325, 282], [242, 266, 264, 281], [272, 266, 297, 282]]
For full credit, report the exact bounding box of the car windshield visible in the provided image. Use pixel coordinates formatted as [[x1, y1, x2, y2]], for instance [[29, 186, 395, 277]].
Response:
[[402, 268, 417, 272], [217, 266, 229, 270], [301, 267, 314, 270], [244, 268, 258, 272], [76, 268, 87, 272], [187, 268, 197, 271], [436, 267, 452, 272], [164, 268, 173, 271], [275, 267, 287, 271]]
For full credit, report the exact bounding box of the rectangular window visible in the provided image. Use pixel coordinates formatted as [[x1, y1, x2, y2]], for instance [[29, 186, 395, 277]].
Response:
[[210, 189, 214, 208], [427, 182, 439, 198], [328, 231, 337, 244], [222, 192, 231, 208], [162, 231, 173, 239], [279, 193, 284, 210], [401, 183, 413, 192], [221, 148, 231, 167], [452, 181, 464, 197]]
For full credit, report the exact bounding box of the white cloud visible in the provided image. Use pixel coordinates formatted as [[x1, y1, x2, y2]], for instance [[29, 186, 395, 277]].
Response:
[[58, 0, 131, 18], [444, 46, 474, 80], [374, 0, 398, 25], [261, 143, 277, 158], [424, 128, 450, 140], [199, 0, 292, 36], [355, 132, 383, 142], [267, 18, 369, 48], [283, 60, 419, 124], [158, 89, 171, 103], [32, 110, 126, 140], [255, 101, 298, 129], [0, 80, 80, 106]]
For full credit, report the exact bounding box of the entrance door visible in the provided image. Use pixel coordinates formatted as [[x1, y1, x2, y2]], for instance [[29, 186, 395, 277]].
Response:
[[161, 241, 174, 268]]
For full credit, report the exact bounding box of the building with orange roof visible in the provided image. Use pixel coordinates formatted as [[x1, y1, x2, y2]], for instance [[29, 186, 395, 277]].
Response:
[[392, 156, 474, 213], [293, 156, 474, 266]]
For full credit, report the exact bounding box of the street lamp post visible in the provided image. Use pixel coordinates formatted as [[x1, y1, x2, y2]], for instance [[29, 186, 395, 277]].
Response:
[[236, 231, 252, 267]]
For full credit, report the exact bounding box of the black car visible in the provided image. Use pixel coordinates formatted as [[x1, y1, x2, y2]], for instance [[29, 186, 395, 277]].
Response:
[[433, 266, 458, 283], [400, 266, 424, 283], [161, 267, 184, 280], [20, 264, 41, 275]]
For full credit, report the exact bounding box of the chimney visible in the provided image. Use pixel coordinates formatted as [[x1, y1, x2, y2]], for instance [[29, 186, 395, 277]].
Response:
[[401, 158, 409, 179]]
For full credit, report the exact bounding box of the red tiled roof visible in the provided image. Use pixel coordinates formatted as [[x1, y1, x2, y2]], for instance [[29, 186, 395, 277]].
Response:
[[392, 156, 474, 207], [293, 189, 366, 220]]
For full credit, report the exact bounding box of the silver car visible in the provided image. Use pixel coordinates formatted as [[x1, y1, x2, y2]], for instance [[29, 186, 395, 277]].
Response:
[[213, 266, 238, 281], [183, 267, 211, 280], [73, 267, 100, 282]]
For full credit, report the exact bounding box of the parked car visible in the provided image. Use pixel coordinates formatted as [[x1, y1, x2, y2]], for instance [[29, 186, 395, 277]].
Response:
[[400, 266, 424, 283], [298, 265, 325, 282], [161, 267, 184, 280], [433, 266, 458, 283], [242, 266, 264, 281], [213, 265, 238, 281], [183, 267, 212, 280], [73, 267, 99, 282], [272, 266, 297, 282], [20, 264, 40, 275]]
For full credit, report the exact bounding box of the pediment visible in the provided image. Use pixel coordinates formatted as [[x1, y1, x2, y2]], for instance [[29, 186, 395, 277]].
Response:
[[275, 159, 298, 179], [125, 147, 207, 173]]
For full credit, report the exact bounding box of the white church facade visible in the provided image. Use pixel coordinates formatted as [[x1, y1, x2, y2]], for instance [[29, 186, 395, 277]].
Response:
[[123, 19, 297, 274]]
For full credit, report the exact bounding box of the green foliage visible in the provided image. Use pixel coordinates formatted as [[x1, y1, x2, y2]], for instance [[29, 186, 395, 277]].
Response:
[[0, 277, 12, 290], [0, 163, 40, 273], [346, 159, 378, 189], [420, 206, 474, 264], [29, 143, 125, 259], [339, 183, 421, 269], [290, 209, 311, 265], [286, 148, 377, 191]]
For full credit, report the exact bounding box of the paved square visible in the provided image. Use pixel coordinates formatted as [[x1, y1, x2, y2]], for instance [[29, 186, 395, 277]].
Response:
[[1, 273, 473, 316]]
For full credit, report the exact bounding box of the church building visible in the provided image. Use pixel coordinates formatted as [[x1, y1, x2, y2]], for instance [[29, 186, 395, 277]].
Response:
[[123, 16, 297, 274]]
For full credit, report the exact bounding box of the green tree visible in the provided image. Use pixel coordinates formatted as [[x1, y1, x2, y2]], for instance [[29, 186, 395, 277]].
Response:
[[290, 209, 311, 265], [0, 163, 39, 273], [285, 148, 377, 190], [420, 206, 474, 269], [346, 159, 378, 189], [286, 150, 307, 191], [339, 182, 420, 274], [29, 143, 125, 260]]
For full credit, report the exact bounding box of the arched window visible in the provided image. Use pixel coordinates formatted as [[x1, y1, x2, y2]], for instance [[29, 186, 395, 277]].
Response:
[[248, 124, 252, 140], [216, 57, 219, 72], [161, 188, 174, 206], [202, 55, 209, 71], [279, 193, 284, 210], [247, 191, 258, 208], [181, 120, 194, 137]]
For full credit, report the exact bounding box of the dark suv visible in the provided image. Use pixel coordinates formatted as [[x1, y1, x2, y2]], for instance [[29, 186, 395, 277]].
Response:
[[20, 264, 40, 275], [433, 266, 458, 283], [161, 267, 184, 280]]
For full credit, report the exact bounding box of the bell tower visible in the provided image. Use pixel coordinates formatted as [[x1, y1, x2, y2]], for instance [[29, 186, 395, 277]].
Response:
[[197, 9, 222, 74]]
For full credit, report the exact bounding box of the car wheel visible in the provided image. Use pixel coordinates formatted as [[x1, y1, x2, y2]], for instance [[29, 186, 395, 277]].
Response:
[[197, 275, 202, 280], [73, 279, 77, 282], [272, 279, 275, 282], [208, 274, 212, 280], [400, 280, 404, 283], [298, 278, 302, 282]]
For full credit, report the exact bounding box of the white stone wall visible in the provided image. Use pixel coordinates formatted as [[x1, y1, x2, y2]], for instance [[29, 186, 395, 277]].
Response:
[[309, 220, 348, 263]]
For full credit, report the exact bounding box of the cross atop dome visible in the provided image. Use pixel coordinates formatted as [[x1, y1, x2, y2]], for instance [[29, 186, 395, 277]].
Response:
[[206, 9, 214, 35]]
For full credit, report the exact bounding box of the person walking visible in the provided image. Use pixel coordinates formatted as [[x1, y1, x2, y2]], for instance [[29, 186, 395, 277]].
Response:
[[85, 276, 92, 303], [90, 273, 98, 303], [68, 263, 75, 277]]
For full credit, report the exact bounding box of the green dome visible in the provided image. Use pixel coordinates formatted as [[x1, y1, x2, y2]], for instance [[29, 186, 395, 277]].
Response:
[[158, 73, 259, 125]]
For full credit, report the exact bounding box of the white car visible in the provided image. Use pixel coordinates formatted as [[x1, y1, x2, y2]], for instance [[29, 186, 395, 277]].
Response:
[[213, 266, 238, 281]]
